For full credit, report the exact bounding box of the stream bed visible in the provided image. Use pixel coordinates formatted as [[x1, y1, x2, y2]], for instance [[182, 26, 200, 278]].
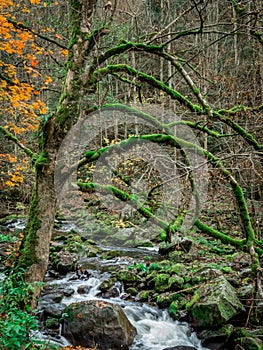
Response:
[[37, 262, 209, 350], [6, 218, 210, 349]]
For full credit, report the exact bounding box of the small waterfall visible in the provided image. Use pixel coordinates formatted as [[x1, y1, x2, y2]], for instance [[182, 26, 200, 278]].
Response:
[[49, 274, 209, 350], [125, 304, 205, 350]]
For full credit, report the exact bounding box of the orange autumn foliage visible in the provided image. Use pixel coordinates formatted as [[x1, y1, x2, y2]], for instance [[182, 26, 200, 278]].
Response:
[[0, 0, 51, 187]]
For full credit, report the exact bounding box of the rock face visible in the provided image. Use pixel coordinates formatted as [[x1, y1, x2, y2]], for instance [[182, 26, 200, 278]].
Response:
[[187, 275, 245, 329], [62, 300, 136, 350]]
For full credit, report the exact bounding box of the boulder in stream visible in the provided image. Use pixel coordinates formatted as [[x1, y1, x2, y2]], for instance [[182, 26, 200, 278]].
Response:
[[186, 275, 245, 329], [62, 300, 136, 349]]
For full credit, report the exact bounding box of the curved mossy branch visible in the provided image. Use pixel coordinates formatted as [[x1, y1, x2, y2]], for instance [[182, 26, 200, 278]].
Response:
[[112, 73, 140, 87], [87, 37, 262, 150], [0, 126, 38, 160], [77, 180, 180, 238], [154, 52, 262, 151], [88, 42, 162, 78], [82, 133, 257, 250], [195, 220, 246, 249], [100, 103, 170, 131], [97, 103, 236, 141], [88, 41, 212, 115], [91, 64, 203, 113], [93, 65, 263, 151], [214, 110, 263, 151], [167, 120, 236, 138]]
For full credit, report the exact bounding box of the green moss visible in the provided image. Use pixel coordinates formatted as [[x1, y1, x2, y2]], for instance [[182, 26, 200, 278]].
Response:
[[34, 151, 49, 169], [154, 273, 170, 292], [186, 292, 200, 310], [168, 275, 184, 290], [116, 269, 140, 283], [18, 194, 40, 268], [138, 290, 149, 301], [92, 64, 203, 113], [220, 266, 233, 274], [169, 301, 179, 318], [169, 263, 187, 275], [156, 292, 173, 307]]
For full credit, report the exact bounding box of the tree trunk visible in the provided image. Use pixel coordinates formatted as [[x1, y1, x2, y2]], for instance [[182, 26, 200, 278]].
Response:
[[17, 0, 98, 291]]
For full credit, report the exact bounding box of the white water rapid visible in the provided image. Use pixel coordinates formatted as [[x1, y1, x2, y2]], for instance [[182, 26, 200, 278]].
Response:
[[47, 274, 209, 350]]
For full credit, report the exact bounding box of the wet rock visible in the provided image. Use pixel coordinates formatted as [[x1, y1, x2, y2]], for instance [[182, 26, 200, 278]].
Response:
[[52, 251, 77, 274], [77, 285, 93, 294], [62, 300, 136, 349], [40, 292, 64, 303], [199, 324, 234, 350], [186, 275, 245, 329], [98, 276, 117, 292], [126, 287, 138, 296], [38, 302, 67, 319], [64, 288, 75, 297]]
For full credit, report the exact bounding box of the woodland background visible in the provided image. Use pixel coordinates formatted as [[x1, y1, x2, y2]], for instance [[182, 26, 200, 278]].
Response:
[[1, 0, 262, 237]]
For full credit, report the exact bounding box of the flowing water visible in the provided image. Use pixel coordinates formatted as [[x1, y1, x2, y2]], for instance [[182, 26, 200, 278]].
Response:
[[8, 219, 209, 349], [46, 272, 209, 350]]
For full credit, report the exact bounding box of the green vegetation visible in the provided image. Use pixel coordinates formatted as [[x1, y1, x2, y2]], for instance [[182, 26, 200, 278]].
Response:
[[0, 268, 43, 349]]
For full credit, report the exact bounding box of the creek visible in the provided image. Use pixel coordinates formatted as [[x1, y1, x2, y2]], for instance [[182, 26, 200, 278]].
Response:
[[38, 259, 209, 350], [7, 218, 209, 349]]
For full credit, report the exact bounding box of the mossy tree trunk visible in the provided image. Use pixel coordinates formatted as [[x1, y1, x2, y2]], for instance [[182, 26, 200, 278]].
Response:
[[17, 0, 98, 287]]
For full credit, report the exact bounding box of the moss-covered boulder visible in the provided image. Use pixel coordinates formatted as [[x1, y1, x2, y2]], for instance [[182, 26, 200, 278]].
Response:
[[186, 275, 245, 329], [168, 263, 187, 276], [116, 269, 141, 283], [62, 300, 136, 349], [99, 277, 117, 293], [154, 273, 170, 292], [199, 324, 234, 349], [52, 251, 77, 274], [168, 275, 184, 291]]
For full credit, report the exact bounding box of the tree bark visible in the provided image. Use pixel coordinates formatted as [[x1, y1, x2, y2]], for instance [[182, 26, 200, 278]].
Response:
[[17, 0, 98, 290]]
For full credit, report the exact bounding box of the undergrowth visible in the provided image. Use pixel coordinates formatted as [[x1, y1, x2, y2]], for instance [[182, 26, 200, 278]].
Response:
[[0, 260, 51, 349]]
